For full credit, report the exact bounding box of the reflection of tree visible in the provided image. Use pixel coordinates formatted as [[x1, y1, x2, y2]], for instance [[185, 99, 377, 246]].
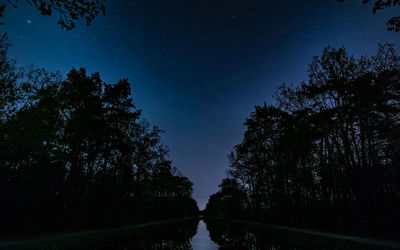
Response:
[[107, 219, 199, 250], [1, 0, 105, 30], [204, 219, 389, 250], [205, 219, 258, 250]]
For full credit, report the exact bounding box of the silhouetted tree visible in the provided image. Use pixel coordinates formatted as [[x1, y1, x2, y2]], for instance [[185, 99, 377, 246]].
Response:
[[0, 33, 20, 117], [337, 0, 400, 31], [204, 178, 247, 218], [207, 43, 400, 239], [0, 0, 105, 30], [0, 35, 198, 233]]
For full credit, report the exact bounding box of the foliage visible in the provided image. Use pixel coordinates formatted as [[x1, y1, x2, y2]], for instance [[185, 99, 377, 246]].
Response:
[[0, 36, 198, 234], [206, 43, 400, 239], [338, 0, 400, 31], [0, 0, 105, 30]]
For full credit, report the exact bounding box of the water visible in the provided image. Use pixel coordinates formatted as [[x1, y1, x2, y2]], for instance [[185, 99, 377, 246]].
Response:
[[2, 218, 398, 249], [102, 218, 397, 249], [191, 220, 219, 250], [203, 218, 399, 250]]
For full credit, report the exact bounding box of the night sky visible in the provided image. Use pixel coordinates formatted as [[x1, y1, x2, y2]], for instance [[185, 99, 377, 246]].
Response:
[[3, 0, 399, 209]]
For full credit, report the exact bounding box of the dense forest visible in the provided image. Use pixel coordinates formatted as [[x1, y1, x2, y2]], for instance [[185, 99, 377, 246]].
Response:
[[0, 34, 198, 234], [2, 0, 400, 248], [205, 43, 400, 239]]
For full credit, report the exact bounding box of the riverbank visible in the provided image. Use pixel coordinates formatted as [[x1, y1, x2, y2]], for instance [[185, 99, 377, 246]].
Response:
[[207, 217, 400, 249], [0, 217, 195, 249]]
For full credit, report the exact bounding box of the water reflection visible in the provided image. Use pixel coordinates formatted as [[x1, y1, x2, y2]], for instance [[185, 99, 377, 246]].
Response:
[[101, 219, 199, 250], [204, 218, 396, 250], [191, 220, 218, 250], [83, 218, 397, 250]]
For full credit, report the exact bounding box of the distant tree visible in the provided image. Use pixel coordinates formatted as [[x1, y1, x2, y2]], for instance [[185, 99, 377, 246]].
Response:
[[204, 178, 247, 218], [337, 0, 400, 31], [0, 0, 105, 30], [0, 33, 20, 118]]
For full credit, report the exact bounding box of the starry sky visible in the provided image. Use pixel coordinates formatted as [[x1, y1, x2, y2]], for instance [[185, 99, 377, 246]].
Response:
[[3, 0, 399, 209]]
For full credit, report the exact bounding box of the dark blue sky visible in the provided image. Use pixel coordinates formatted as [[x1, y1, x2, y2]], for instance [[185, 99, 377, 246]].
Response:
[[3, 0, 399, 209]]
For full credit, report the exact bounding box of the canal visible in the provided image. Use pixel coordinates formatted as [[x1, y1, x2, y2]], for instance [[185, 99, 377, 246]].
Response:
[[1, 218, 399, 249], [191, 220, 218, 250]]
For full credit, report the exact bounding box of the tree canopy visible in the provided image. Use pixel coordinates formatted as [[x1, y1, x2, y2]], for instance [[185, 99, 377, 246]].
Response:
[[0, 0, 105, 30], [0, 35, 198, 233], [205, 43, 400, 239], [338, 0, 400, 31]]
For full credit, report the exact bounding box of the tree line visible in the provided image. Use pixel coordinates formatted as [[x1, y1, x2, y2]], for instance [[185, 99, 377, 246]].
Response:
[[205, 43, 400, 239], [0, 34, 198, 234]]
